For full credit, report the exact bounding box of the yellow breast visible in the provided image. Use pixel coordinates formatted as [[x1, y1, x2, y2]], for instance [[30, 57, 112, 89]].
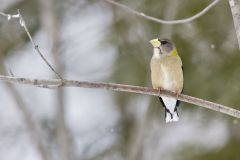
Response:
[[150, 55, 183, 92]]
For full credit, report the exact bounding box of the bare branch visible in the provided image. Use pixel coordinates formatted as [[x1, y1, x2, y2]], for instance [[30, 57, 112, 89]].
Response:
[[0, 10, 63, 79], [228, 0, 240, 49], [0, 11, 8, 17], [0, 11, 20, 19], [104, 0, 220, 25], [0, 75, 239, 119], [17, 10, 63, 79]]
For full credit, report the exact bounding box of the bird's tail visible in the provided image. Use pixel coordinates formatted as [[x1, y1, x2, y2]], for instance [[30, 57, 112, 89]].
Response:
[[159, 96, 179, 123], [165, 108, 179, 123]]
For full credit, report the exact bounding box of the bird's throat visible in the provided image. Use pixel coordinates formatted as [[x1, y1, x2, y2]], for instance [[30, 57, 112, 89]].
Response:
[[153, 48, 161, 58]]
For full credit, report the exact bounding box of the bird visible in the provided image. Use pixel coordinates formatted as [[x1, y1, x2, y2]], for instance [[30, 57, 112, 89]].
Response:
[[149, 38, 183, 123]]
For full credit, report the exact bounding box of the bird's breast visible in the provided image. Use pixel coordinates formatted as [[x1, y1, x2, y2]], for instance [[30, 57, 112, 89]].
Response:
[[150, 56, 183, 92]]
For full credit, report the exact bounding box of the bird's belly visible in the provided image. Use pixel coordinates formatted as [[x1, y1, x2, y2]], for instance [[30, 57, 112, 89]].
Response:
[[161, 65, 182, 92], [151, 63, 183, 92], [162, 76, 176, 91]]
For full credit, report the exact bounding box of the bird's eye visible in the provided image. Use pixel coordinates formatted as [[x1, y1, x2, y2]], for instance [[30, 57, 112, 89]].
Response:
[[161, 40, 168, 45]]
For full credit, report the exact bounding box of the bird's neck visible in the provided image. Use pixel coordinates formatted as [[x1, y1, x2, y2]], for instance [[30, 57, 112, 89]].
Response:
[[153, 48, 161, 59]]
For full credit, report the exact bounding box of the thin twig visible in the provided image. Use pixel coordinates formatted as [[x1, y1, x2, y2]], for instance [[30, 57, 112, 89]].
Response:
[[0, 11, 9, 17], [0, 10, 63, 79], [228, 0, 240, 49], [17, 10, 63, 79], [0, 11, 20, 20], [104, 0, 220, 24], [0, 75, 239, 119], [6, 62, 15, 77], [0, 12, 7, 16]]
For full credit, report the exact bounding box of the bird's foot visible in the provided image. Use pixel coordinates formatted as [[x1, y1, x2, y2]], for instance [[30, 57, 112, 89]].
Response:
[[175, 91, 181, 100], [158, 87, 163, 97]]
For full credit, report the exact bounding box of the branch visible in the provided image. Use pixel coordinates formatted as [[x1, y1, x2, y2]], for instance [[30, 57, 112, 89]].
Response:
[[104, 0, 220, 25], [0, 10, 63, 79], [18, 10, 63, 79], [0, 75, 239, 119], [228, 0, 240, 49]]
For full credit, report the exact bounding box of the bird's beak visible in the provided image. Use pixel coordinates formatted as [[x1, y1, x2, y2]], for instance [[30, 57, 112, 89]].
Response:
[[149, 39, 161, 48]]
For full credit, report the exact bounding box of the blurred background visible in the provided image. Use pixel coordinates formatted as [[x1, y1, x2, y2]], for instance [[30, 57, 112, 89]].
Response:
[[0, 0, 240, 159]]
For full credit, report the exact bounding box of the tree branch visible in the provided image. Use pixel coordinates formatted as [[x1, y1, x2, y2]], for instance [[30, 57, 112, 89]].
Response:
[[0, 75, 239, 119], [0, 10, 63, 79], [228, 0, 240, 49], [18, 9, 63, 79], [104, 0, 220, 25], [0, 11, 8, 17]]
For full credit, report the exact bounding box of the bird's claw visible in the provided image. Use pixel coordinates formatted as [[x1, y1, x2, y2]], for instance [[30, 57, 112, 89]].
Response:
[[158, 87, 162, 97], [175, 91, 181, 100]]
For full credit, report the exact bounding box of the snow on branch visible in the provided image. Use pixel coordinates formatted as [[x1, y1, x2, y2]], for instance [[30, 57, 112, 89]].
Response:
[[0, 75, 239, 119]]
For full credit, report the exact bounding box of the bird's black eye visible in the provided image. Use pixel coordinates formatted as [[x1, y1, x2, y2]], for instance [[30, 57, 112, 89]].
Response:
[[161, 40, 168, 45]]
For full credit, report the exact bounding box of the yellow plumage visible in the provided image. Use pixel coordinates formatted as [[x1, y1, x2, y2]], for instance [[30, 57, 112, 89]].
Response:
[[151, 49, 183, 92], [149, 38, 184, 123]]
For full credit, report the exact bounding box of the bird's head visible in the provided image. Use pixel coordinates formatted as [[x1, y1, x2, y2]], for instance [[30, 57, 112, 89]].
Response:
[[149, 38, 177, 56]]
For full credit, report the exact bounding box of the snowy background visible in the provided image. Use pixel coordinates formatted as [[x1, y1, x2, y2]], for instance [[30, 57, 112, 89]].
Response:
[[0, 0, 239, 160]]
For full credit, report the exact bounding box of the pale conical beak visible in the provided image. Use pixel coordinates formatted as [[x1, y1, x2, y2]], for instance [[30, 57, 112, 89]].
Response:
[[149, 39, 161, 48]]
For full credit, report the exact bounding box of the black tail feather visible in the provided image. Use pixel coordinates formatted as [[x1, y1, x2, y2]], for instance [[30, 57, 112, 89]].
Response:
[[158, 97, 165, 108], [165, 108, 173, 119]]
